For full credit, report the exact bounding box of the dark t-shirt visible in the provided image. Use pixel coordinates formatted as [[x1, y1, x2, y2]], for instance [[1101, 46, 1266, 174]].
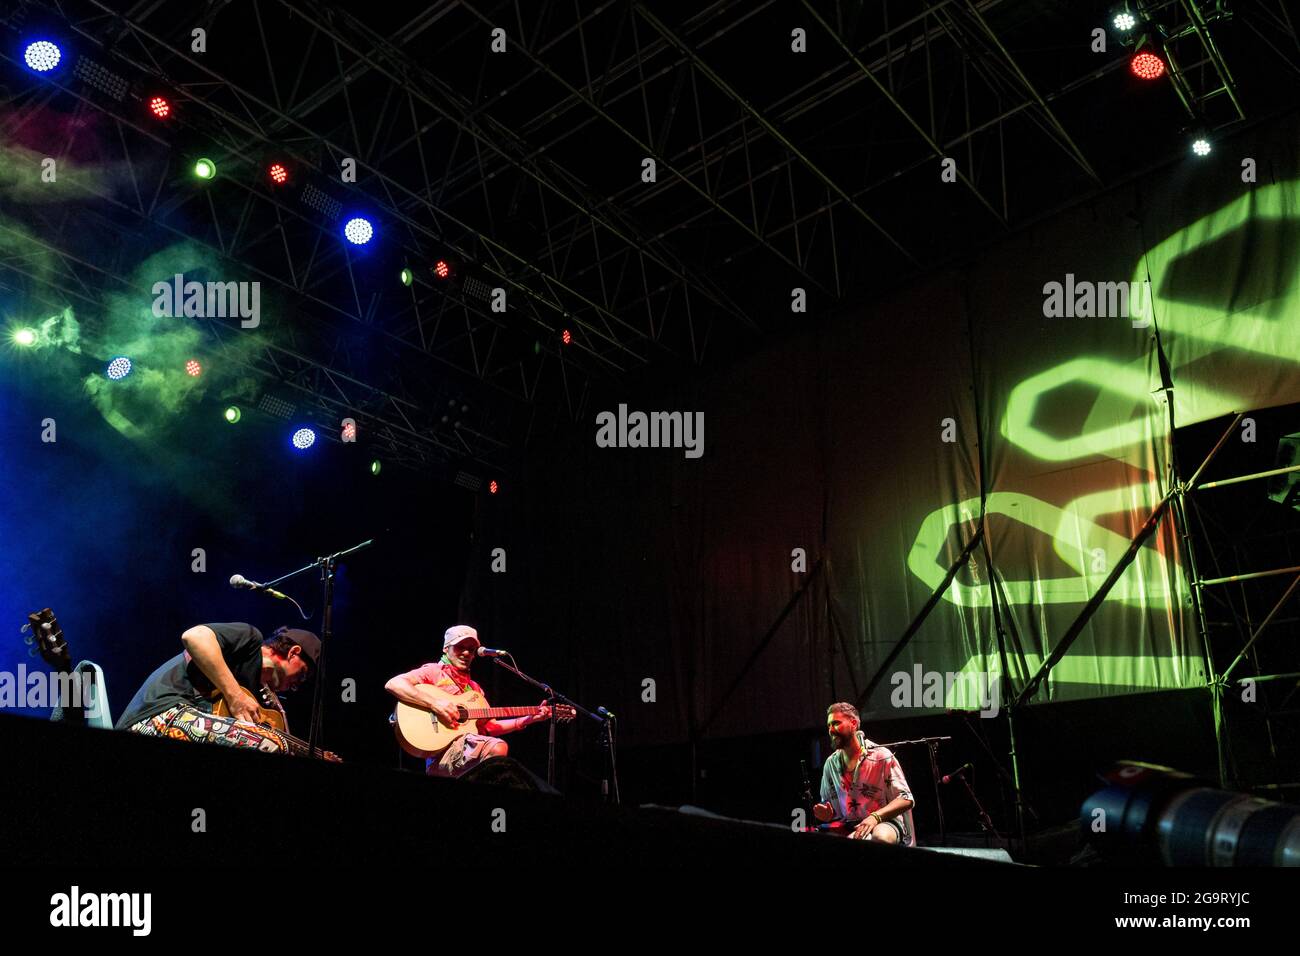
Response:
[[115, 623, 264, 729]]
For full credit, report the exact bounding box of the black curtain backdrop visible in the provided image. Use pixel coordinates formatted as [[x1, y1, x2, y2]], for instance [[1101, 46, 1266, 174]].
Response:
[[462, 112, 1300, 753]]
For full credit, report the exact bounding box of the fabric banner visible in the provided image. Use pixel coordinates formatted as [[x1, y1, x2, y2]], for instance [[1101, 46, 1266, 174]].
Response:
[[463, 115, 1300, 744]]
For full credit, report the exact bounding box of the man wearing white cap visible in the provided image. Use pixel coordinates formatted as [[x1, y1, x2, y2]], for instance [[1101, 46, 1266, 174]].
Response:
[[384, 624, 551, 777]]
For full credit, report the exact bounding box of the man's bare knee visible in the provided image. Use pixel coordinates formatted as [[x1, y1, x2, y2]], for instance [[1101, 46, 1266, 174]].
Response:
[[873, 824, 899, 844], [486, 740, 508, 759]]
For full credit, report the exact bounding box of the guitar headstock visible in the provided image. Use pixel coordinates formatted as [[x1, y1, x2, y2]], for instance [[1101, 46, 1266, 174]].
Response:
[[555, 704, 578, 723], [24, 608, 71, 672]]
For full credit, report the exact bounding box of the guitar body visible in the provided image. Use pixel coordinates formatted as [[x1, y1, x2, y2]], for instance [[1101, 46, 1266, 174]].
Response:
[[210, 690, 288, 732], [393, 688, 487, 758]]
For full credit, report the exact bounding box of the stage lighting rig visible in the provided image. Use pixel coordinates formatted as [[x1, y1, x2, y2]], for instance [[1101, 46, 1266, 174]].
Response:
[[106, 356, 133, 380], [1111, 3, 1137, 33], [343, 217, 374, 246], [1114, 2, 1241, 129], [1130, 48, 1167, 80], [300, 182, 343, 222], [72, 55, 128, 101], [23, 39, 62, 73], [257, 393, 297, 420], [453, 469, 482, 493], [461, 274, 494, 304]]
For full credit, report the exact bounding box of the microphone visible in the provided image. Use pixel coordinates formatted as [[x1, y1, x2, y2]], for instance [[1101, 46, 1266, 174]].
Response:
[[229, 574, 290, 601], [476, 646, 510, 658], [940, 762, 973, 785]]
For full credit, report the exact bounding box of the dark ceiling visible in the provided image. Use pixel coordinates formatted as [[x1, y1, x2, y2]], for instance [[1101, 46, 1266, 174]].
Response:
[[2, 0, 1298, 476]]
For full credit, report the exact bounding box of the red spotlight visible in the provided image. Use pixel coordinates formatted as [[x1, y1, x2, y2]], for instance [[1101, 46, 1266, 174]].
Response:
[[561, 329, 572, 345], [489, 480, 499, 495], [185, 359, 202, 377], [434, 259, 451, 279], [1130, 51, 1166, 80], [342, 420, 356, 441], [268, 163, 288, 186], [148, 96, 171, 119]]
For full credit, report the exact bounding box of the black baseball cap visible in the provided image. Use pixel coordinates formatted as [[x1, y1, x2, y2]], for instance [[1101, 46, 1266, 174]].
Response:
[[273, 627, 321, 672]]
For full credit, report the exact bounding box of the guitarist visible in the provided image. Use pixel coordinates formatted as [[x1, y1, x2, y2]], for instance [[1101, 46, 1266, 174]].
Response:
[[116, 623, 318, 752], [384, 624, 550, 777]]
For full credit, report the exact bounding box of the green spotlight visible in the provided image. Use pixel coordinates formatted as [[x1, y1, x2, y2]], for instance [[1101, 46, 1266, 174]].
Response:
[[400, 267, 413, 287], [194, 158, 216, 180], [370, 459, 382, 475], [12, 328, 37, 347], [224, 406, 241, 423]]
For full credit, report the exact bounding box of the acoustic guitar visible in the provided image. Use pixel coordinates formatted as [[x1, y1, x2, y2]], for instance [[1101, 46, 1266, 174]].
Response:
[[393, 687, 576, 758], [210, 686, 342, 762], [24, 608, 72, 679]]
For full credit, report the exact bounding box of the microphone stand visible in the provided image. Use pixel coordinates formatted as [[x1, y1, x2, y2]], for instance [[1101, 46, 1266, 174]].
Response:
[[944, 766, 998, 840], [953, 710, 1038, 832], [800, 760, 815, 832], [257, 538, 374, 758], [489, 655, 618, 802], [877, 735, 952, 846]]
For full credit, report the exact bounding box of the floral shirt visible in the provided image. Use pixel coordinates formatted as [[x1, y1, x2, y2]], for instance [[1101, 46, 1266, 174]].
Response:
[[820, 732, 916, 846]]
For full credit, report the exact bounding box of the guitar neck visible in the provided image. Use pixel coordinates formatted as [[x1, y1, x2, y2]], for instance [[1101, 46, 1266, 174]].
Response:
[[462, 706, 542, 720], [278, 730, 331, 760]]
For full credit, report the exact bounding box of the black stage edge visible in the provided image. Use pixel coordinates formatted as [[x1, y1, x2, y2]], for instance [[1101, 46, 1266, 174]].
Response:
[[3, 713, 1290, 941], [0, 714, 993, 867]]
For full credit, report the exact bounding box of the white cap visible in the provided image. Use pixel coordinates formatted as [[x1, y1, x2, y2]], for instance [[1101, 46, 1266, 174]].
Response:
[[443, 624, 480, 650]]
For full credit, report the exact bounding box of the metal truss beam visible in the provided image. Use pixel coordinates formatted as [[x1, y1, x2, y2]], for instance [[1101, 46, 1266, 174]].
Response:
[[633, 3, 919, 271], [67, 0, 659, 377]]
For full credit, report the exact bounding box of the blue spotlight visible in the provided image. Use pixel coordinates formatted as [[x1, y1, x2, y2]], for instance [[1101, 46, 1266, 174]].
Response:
[[291, 427, 317, 450], [106, 356, 132, 380], [343, 217, 374, 245], [24, 40, 62, 73]]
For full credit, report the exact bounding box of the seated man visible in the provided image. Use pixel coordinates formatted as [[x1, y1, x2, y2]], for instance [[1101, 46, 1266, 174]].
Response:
[[813, 701, 917, 844], [116, 623, 318, 753], [384, 624, 549, 778]]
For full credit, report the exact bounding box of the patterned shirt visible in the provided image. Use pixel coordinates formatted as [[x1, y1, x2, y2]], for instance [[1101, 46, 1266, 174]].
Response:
[[820, 732, 917, 846], [396, 660, 487, 701]]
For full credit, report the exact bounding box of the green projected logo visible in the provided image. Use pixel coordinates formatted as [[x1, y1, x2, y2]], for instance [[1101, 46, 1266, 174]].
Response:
[[1001, 357, 1237, 464], [905, 178, 1299, 702], [907, 490, 1177, 608]]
